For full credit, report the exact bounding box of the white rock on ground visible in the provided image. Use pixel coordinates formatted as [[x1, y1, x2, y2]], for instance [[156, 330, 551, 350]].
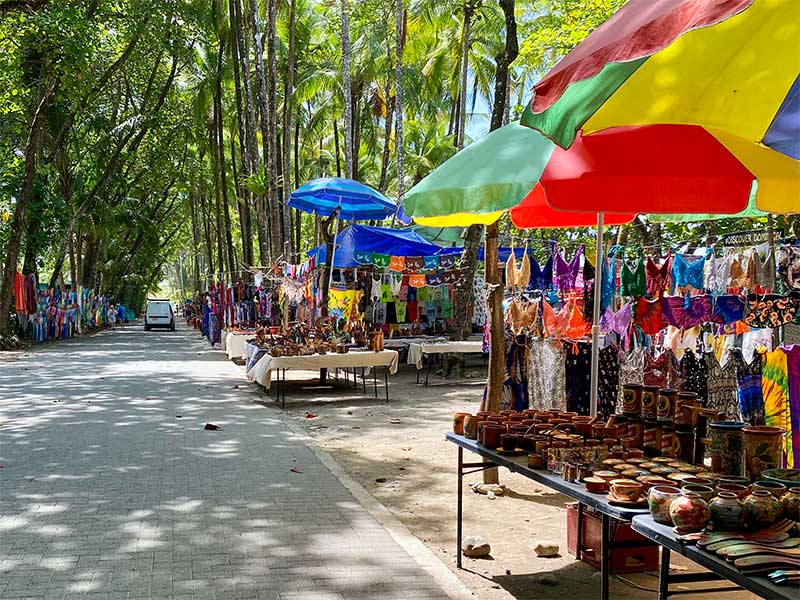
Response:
[[462, 535, 491, 558]]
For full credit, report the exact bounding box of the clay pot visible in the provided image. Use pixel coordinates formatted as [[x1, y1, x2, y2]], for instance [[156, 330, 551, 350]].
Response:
[[640, 477, 674, 490], [488, 415, 507, 424], [622, 384, 643, 415], [500, 434, 517, 452], [585, 438, 600, 447], [648, 485, 682, 525], [528, 453, 544, 469], [710, 492, 747, 531], [509, 413, 526, 423], [681, 483, 714, 503], [753, 480, 787, 498], [675, 392, 698, 427], [584, 477, 609, 494], [780, 487, 800, 520], [619, 436, 636, 449], [533, 423, 551, 435], [708, 421, 746, 476], [559, 411, 578, 422], [640, 386, 659, 419], [463, 415, 479, 440], [499, 410, 515, 416], [476, 411, 493, 419], [742, 489, 783, 529], [593, 470, 619, 483], [575, 421, 594, 438], [611, 480, 644, 503], [481, 424, 504, 449], [715, 483, 750, 500], [628, 448, 644, 459], [669, 491, 711, 534], [453, 412, 470, 436], [743, 426, 785, 480], [657, 388, 678, 422]]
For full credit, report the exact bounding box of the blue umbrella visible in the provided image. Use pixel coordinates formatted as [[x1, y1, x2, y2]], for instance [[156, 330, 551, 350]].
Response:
[[288, 177, 396, 221]]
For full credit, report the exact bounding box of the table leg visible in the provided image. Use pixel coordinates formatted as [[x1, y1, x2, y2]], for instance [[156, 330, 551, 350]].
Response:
[[659, 547, 670, 600], [373, 366, 378, 397], [361, 367, 366, 394], [321, 368, 328, 385], [416, 363, 421, 384], [425, 354, 432, 387], [601, 513, 610, 600], [575, 502, 583, 561], [384, 366, 389, 403], [457, 446, 463, 570], [282, 369, 286, 409]]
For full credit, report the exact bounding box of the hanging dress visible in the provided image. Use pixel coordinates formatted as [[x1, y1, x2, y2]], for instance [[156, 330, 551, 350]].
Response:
[[704, 351, 742, 421]]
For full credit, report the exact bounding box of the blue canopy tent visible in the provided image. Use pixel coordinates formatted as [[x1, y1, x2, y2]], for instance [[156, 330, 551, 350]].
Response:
[[308, 224, 462, 268]]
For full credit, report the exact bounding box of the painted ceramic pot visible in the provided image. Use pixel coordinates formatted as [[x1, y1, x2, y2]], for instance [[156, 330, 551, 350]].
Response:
[[453, 412, 470, 436], [657, 388, 678, 422], [640, 386, 659, 419], [622, 384, 643, 415], [708, 421, 746, 477], [761, 468, 800, 488], [669, 491, 711, 534], [742, 426, 785, 480], [753, 480, 787, 498], [709, 492, 748, 531], [780, 487, 800, 520], [742, 489, 783, 529], [463, 415, 479, 440], [648, 485, 682, 525], [481, 424, 504, 449], [715, 483, 750, 499], [716, 475, 750, 487], [681, 483, 715, 503]]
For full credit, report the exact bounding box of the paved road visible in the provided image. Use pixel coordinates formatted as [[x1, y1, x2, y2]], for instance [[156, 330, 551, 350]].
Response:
[[0, 325, 451, 600]]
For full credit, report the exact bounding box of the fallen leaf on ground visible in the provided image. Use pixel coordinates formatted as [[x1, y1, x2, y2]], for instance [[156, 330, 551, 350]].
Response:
[[204, 423, 222, 430], [290, 467, 302, 473], [305, 412, 318, 419], [669, 564, 689, 571], [401, 447, 411, 451], [375, 478, 387, 483], [388, 418, 402, 424], [175, 415, 182, 418], [233, 384, 239, 389]]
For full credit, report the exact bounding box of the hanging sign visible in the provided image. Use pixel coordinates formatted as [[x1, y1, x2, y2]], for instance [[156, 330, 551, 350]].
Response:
[[722, 228, 782, 247]]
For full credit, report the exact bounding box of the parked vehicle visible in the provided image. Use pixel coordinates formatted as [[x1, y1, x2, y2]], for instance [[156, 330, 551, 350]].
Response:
[[144, 299, 175, 331]]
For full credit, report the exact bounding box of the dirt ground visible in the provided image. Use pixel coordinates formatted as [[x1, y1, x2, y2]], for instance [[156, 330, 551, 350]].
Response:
[[238, 353, 759, 600]]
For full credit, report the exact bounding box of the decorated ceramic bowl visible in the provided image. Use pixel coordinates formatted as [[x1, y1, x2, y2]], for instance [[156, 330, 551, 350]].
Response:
[[640, 462, 661, 470], [678, 465, 706, 474], [593, 470, 620, 482], [622, 469, 650, 479], [667, 472, 697, 483], [613, 463, 633, 472], [651, 466, 678, 475], [761, 468, 800, 488], [653, 457, 674, 464], [602, 458, 626, 466], [627, 458, 648, 466]]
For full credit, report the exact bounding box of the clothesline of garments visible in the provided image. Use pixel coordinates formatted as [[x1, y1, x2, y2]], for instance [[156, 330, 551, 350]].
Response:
[[198, 281, 278, 346], [12, 272, 117, 342]]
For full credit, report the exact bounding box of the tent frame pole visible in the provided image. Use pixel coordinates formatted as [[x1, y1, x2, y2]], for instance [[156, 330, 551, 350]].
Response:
[[589, 212, 604, 417], [327, 218, 340, 302]]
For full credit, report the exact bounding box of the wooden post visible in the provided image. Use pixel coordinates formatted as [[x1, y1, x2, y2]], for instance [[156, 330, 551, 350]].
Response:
[[482, 219, 504, 484]]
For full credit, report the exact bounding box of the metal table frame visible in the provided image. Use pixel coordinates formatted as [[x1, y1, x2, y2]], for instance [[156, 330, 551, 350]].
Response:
[[415, 348, 488, 387], [273, 364, 390, 408], [631, 515, 797, 600], [448, 433, 651, 600]]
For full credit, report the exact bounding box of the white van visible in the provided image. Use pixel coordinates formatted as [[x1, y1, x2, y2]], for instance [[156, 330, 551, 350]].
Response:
[[144, 299, 175, 331]]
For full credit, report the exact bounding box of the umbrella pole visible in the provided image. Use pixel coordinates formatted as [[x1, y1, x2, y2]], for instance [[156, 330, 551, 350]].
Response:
[[327, 218, 340, 310], [589, 212, 604, 417]]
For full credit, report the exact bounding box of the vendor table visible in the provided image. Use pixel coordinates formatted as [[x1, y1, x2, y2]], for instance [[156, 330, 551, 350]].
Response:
[[249, 349, 399, 407], [631, 514, 797, 600], [446, 433, 650, 600], [243, 341, 268, 375], [222, 331, 252, 361], [408, 341, 486, 386]]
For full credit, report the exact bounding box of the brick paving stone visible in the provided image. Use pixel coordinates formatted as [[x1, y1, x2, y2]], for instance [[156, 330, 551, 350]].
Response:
[[0, 326, 452, 599]]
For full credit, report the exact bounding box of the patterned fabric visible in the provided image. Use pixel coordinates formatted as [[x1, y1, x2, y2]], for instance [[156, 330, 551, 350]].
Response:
[[500, 334, 530, 412], [744, 293, 798, 328], [782, 345, 800, 469], [680, 350, 708, 402], [730, 348, 765, 426], [564, 341, 592, 415], [644, 350, 669, 388], [527, 337, 566, 411], [704, 352, 741, 421], [617, 347, 645, 414], [472, 275, 488, 326], [598, 345, 620, 418], [761, 348, 791, 468]]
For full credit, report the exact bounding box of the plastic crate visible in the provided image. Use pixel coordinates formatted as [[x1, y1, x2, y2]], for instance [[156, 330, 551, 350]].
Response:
[[566, 503, 659, 573]]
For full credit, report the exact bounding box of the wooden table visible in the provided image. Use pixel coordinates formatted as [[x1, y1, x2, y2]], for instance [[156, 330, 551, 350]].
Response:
[[631, 514, 798, 600], [446, 433, 651, 600], [408, 341, 486, 386], [249, 349, 399, 407]]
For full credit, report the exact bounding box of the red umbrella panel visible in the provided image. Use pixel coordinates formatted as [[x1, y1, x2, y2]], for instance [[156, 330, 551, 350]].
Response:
[[511, 185, 635, 228], [533, 124, 754, 215]]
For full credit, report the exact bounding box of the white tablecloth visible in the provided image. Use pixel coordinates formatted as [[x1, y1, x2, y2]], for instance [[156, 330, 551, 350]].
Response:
[[243, 341, 269, 375], [222, 332, 252, 360], [250, 349, 399, 389], [407, 341, 485, 369]]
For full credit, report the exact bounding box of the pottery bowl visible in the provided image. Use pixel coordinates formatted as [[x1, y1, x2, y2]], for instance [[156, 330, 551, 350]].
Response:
[[681, 483, 714, 503], [593, 470, 619, 483], [611, 481, 644, 502], [527, 453, 544, 469], [584, 477, 609, 494], [753, 480, 787, 498], [682, 476, 715, 487], [761, 468, 800, 488], [716, 483, 750, 499], [500, 434, 517, 452]]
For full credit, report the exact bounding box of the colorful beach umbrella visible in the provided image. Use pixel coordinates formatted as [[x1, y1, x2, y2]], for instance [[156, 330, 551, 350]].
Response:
[[521, 0, 800, 213], [403, 122, 635, 229], [287, 177, 396, 221]]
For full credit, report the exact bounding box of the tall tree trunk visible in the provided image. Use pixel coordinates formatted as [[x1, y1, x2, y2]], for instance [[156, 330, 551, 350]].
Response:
[[265, 0, 282, 260], [341, 0, 353, 179], [294, 122, 302, 251], [333, 118, 342, 177], [0, 76, 56, 334], [247, 0, 273, 265], [189, 192, 202, 292], [214, 53, 237, 278], [229, 0, 254, 269], [210, 123, 226, 279], [394, 0, 405, 210], [456, 3, 473, 149], [283, 0, 297, 253]]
